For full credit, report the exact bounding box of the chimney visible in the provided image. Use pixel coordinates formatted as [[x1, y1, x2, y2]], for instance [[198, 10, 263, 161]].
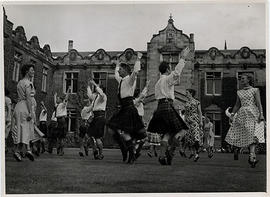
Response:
[[190, 33, 194, 43], [68, 40, 73, 52]]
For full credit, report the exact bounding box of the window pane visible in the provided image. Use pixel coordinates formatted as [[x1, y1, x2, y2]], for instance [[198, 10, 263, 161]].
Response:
[[214, 79, 222, 94], [66, 73, 71, 79], [162, 54, 170, 62], [66, 79, 71, 92], [206, 72, 213, 79], [206, 79, 213, 94], [171, 54, 178, 63], [73, 79, 78, 93], [100, 72, 107, 79], [214, 113, 221, 120], [214, 120, 221, 136], [94, 72, 100, 78], [73, 73, 78, 79], [214, 72, 221, 78]]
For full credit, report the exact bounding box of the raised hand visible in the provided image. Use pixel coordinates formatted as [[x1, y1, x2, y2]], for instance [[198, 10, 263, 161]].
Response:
[[137, 52, 143, 60], [180, 46, 191, 60]]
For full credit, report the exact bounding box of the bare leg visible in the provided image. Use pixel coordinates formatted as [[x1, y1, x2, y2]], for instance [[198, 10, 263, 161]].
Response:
[[96, 138, 104, 159]]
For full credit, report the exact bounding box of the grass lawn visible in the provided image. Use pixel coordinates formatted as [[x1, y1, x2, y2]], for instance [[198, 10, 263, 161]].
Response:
[[5, 148, 266, 194]]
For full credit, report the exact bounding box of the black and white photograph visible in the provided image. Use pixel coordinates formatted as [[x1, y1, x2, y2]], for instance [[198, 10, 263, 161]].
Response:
[[1, 0, 268, 196]]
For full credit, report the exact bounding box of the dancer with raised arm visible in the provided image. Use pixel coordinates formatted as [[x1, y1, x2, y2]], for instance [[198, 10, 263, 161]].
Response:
[[107, 52, 147, 164], [87, 79, 107, 160], [148, 47, 190, 165], [78, 87, 93, 157]]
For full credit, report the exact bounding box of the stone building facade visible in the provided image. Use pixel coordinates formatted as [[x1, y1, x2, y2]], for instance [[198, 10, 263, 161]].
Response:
[[4, 11, 266, 148], [4, 9, 55, 126]]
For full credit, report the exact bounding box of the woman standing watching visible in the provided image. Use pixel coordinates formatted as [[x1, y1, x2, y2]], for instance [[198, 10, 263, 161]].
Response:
[[225, 74, 264, 168], [11, 64, 36, 161], [184, 89, 203, 162]]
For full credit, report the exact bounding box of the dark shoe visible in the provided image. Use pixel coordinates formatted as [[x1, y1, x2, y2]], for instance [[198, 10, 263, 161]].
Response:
[[93, 150, 99, 160], [25, 151, 35, 161], [251, 160, 259, 168], [189, 154, 194, 159], [233, 148, 239, 160], [147, 151, 153, 158], [20, 151, 26, 158], [47, 148, 53, 154], [41, 143, 45, 154], [33, 150, 40, 157], [84, 146, 89, 156], [59, 148, 64, 156], [165, 150, 173, 165], [97, 154, 104, 160], [135, 152, 141, 160], [194, 154, 200, 162], [13, 152, 22, 162], [79, 152, 84, 157], [234, 152, 239, 160], [127, 149, 136, 164], [158, 156, 167, 165], [208, 152, 213, 158], [179, 150, 186, 158]]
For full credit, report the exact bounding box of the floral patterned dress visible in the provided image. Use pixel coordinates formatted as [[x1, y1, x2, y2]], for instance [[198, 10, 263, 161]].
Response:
[[225, 87, 264, 147], [184, 98, 203, 146]]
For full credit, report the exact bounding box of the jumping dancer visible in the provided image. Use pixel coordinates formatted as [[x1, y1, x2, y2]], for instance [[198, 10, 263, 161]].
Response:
[[107, 52, 147, 164], [148, 47, 190, 165], [54, 87, 71, 156], [87, 79, 107, 160]]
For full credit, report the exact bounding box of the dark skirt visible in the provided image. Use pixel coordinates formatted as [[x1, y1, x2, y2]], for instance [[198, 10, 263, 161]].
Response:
[[148, 99, 188, 135], [88, 111, 106, 138], [47, 121, 58, 139], [56, 117, 68, 139], [39, 121, 48, 138], [107, 97, 146, 139]]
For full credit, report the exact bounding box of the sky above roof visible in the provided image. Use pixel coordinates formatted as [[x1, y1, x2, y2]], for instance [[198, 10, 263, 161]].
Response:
[[3, 2, 266, 52]]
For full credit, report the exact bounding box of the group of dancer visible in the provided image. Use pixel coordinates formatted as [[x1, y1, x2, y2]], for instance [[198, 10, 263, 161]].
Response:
[[5, 46, 265, 168]]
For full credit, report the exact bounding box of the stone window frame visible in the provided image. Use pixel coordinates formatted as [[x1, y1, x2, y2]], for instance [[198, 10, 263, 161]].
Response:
[[63, 71, 79, 94], [67, 108, 77, 133], [92, 71, 108, 93], [41, 64, 48, 93], [12, 51, 22, 82], [205, 71, 223, 96], [205, 111, 222, 137]]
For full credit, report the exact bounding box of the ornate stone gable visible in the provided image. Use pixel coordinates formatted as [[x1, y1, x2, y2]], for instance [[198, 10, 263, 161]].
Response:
[[13, 26, 27, 44], [89, 49, 111, 63]]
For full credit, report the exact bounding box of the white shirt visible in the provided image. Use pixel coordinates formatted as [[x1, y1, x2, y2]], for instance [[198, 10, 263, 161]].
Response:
[[55, 102, 67, 117], [155, 59, 186, 100], [135, 102, 144, 116], [87, 86, 107, 111], [51, 111, 57, 121], [39, 109, 47, 121], [133, 85, 148, 116], [115, 60, 140, 98], [81, 106, 93, 120]]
